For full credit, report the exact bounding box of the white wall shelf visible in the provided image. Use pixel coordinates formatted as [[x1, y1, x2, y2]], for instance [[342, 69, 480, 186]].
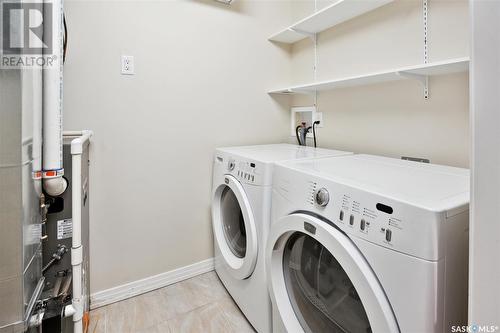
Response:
[[268, 57, 469, 95], [269, 0, 394, 44]]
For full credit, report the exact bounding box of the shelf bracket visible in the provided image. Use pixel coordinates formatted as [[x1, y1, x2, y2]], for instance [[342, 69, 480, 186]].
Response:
[[290, 28, 316, 40], [396, 71, 429, 99]]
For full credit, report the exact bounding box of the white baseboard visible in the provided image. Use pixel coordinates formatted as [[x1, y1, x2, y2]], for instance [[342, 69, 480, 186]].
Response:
[[90, 258, 215, 310]]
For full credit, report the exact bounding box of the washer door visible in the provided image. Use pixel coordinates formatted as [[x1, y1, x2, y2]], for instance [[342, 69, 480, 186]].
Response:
[[212, 175, 258, 280], [266, 213, 399, 333]]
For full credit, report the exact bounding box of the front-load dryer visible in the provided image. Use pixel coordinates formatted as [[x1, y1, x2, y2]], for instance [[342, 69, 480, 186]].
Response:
[[211, 144, 352, 332], [266, 154, 469, 333]]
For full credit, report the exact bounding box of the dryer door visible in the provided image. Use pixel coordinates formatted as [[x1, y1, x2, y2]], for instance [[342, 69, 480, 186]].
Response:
[[266, 213, 399, 333], [212, 175, 258, 280]]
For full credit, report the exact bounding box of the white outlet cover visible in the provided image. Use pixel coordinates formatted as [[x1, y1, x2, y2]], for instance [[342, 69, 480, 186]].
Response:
[[290, 106, 316, 138], [121, 55, 135, 75], [314, 112, 324, 128]]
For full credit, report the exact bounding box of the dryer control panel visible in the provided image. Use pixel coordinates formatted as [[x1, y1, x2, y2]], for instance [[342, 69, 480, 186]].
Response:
[[332, 190, 401, 248], [272, 163, 468, 261]]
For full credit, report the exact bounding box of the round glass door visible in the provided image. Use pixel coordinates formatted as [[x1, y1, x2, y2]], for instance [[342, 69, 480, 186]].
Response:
[[212, 175, 258, 280], [283, 232, 371, 333], [266, 213, 399, 333], [220, 186, 247, 258]]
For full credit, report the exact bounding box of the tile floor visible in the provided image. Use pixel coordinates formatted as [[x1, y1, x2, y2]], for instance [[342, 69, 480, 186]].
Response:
[[88, 271, 256, 333]]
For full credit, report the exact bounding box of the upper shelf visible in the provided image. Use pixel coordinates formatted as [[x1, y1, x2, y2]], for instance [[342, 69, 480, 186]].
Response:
[[269, 0, 395, 44], [268, 57, 470, 94]]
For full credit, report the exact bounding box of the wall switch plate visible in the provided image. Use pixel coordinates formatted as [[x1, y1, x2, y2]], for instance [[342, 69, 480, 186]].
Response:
[[121, 55, 135, 75]]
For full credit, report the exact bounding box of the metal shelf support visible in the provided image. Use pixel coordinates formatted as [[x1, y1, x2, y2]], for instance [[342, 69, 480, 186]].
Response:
[[396, 72, 429, 99]]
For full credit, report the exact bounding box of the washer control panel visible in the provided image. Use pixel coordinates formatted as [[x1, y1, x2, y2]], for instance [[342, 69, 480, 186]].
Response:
[[236, 164, 256, 184], [216, 154, 262, 185]]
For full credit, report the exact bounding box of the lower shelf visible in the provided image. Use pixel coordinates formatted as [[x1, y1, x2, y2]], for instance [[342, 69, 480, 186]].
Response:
[[269, 57, 469, 95]]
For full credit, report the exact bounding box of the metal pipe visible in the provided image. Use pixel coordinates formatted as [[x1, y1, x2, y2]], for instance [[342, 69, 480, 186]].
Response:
[[52, 275, 63, 298], [42, 258, 57, 274], [60, 275, 72, 298], [42, 244, 68, 273]]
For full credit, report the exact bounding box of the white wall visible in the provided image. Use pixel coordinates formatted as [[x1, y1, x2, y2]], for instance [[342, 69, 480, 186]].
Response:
[[469, 1, 500, 326], [63, 0, 292, 293], [63, 0, 471, 296], [287, 0, 470, 168]]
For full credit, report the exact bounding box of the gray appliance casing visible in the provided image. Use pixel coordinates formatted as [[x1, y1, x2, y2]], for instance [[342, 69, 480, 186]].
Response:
[[0, 70, 44, 332]]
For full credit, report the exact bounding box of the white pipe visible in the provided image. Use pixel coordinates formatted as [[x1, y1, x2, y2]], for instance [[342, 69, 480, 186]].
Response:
[[63, 304, 76, 317], [21, 59, 43, 195], [43, 0, 67, 196], [68, 130, 93, 333], [64, 131, 87, 137]]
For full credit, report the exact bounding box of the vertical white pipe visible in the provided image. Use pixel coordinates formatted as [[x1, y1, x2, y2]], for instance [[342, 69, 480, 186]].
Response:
[[43, 0, 66, 196], [68, 130, 92, 333], [32, 67, 43, 195], [72, 153, 82, 249], [21, 62, 43, 195], [74, 321, 83, 333], [71, 152, 83, 333]]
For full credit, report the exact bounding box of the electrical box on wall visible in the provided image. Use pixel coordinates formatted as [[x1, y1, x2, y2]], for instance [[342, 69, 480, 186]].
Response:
[[290, 106, 323, 138], [121, 55, 135, 75]]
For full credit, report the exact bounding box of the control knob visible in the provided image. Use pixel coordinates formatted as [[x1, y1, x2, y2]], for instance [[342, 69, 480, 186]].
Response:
[[227, 159, 235, 171], [315, 188, 330, 207]]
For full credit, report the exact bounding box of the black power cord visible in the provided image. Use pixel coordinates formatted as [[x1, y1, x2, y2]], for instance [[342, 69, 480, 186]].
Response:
[[296, 125, 302, 145], [63, 14, 68, 63], [313, 121, 320, 148], [305, 126, 312, 147]]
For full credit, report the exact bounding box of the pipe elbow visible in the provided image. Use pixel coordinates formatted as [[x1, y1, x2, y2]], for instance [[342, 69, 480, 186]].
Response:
[[63, 304, 76, 318], [44, 177, 68, 196]]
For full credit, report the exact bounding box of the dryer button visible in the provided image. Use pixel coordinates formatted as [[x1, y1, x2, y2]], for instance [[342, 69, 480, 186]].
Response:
[[339, 210, 344, 221], [349, 215, 355, 226], [385, 229, 392, 242], [360, 219, 366, 231]]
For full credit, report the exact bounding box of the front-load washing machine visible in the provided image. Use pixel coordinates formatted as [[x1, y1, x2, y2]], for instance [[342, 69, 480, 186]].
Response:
[[211, 144, 352, 332], [266, 154, 469, 333]]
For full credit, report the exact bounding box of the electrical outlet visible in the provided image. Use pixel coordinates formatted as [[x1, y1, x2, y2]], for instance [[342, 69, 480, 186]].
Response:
[[121, 55, 134, 75]]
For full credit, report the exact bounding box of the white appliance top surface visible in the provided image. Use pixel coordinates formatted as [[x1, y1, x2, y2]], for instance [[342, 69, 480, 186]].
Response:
[[217, 144, 351, 163], [278, 154, 470, 211]]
